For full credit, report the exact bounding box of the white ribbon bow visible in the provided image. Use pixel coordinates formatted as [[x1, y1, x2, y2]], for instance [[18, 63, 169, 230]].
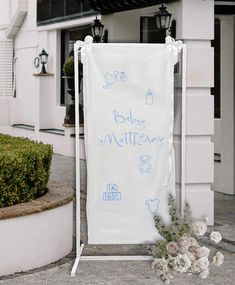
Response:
[[75, 35, 93, 63], [165, 36, 183, 64]]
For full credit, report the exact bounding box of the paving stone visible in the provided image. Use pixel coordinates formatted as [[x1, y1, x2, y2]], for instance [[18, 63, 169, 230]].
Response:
[[2, 254, 235, 285]]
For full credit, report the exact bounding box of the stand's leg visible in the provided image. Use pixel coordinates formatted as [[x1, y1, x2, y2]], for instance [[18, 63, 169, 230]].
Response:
[[71, 41, 82, 277], [71, 244, 85, 276], [181, 45, 187, 218]]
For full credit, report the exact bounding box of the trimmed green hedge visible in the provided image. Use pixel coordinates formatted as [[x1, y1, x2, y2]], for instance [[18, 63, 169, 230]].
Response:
[[0, 134, 53, 208]]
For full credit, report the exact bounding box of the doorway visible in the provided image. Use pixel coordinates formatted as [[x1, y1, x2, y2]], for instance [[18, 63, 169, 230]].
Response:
[[213, 16, 235, 196], [60, 26, 91, 106]]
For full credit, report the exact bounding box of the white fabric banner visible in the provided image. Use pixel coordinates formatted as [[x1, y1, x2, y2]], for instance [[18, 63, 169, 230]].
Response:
[[81, 37, 182, 244]]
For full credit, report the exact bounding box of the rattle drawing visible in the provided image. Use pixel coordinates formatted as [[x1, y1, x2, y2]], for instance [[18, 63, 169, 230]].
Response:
[[103, 71, 127, 90]]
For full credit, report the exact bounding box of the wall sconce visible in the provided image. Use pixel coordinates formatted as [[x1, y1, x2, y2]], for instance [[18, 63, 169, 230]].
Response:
[[34, 49, 49, 74], [38, 49, 49, 74], [91, 16, 108, 43], [91, 16, 104, 43], [154, 1, 172, 32]]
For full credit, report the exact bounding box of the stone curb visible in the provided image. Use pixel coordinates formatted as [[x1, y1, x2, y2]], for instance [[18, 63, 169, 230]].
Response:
[[0, 181, 74, 220]]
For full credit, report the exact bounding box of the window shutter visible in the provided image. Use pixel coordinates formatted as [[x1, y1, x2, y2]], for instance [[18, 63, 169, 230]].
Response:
[[0, 39, 13, 96]]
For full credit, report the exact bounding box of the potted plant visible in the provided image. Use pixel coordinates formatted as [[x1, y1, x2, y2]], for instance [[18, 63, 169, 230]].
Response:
[[63, 57, 75, 99], [62, 57, 84, 125]]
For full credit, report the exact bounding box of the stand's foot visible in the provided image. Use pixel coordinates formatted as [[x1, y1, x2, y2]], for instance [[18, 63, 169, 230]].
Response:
[[71, 244, 85, 276]]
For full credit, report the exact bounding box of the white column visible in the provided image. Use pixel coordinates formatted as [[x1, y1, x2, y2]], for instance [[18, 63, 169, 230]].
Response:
[[174, 0, 214, 224]]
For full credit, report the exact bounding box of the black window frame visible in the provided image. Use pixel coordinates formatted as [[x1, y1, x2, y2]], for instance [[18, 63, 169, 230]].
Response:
[[140, 16, 166, 44], [211, 18, 221, 119], [37, 0, 97, 26], [60, 26, 91, 106]]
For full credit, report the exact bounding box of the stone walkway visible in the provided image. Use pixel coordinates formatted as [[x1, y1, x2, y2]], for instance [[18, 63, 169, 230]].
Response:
[[0, 154, 234, 285]]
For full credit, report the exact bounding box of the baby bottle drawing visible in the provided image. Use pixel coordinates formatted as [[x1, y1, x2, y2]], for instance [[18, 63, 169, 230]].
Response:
[[139, 155, 152, 174], [145, 89, 154, 105]]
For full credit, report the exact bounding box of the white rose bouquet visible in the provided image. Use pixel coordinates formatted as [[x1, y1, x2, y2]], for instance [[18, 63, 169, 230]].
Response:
[[146, 194, 224, 284]]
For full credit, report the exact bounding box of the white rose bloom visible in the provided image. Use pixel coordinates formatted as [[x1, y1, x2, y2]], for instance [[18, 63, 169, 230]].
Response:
[[152, 257, 169, 275], [173, 254, 192, 273], [189, 245, 200, 257], [164, 279, 170, 285], [195, 246, 210, 258], [191, 221, 207, 236], [185, 250, 196, 262], [189, 237, 198, 247], [160, 272, 173, 285], [199, 269, 210, 279], [177, 237, 190, 253], [190, 260, 201, 273], [197, 257, 210, 271], [213, 252, 224, 267], [210, 231, 222, 243], [166, 241, 179, 256]]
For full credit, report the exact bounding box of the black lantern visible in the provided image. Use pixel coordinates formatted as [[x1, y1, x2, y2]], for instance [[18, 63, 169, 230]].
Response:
[[91, 16, 104, 43], [154, 1, 172, 31], [39, 48, 48, 74]]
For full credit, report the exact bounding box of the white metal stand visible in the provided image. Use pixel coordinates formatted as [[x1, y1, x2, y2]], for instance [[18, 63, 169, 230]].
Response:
[[181, 45, 187, 217], [71, 41, 82, 276], [71, 41, 187, 276]]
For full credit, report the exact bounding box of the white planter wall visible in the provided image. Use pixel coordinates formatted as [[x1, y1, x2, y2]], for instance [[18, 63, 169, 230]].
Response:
[[0, 203, 73, 277]]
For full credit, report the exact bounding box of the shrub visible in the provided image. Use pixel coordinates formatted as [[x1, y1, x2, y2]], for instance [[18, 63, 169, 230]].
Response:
[[63, 57, 74, 77], [0, 134, 53, 207]]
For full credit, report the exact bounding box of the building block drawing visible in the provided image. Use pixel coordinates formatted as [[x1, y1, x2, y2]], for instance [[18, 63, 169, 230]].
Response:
[[103, 183, 121, 201]]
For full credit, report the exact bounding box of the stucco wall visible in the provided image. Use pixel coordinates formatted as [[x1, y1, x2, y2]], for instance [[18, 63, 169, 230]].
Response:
[[11, 0, 66, 129], [0, 0, 66, 129], [0, 0, 10, 26]]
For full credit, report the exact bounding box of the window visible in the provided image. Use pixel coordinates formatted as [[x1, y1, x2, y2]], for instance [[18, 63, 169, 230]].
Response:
[[37, 0, 96, 25], [61, 26, 91, 112], [140, 16, 166, 44]]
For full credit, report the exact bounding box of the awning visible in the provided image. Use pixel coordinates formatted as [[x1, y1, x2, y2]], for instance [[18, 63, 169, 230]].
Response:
[[89, 0, 176, 15]]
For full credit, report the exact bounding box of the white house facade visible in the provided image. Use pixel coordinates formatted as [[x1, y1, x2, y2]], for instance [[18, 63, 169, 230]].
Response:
[[0, 0, 234, 224]]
